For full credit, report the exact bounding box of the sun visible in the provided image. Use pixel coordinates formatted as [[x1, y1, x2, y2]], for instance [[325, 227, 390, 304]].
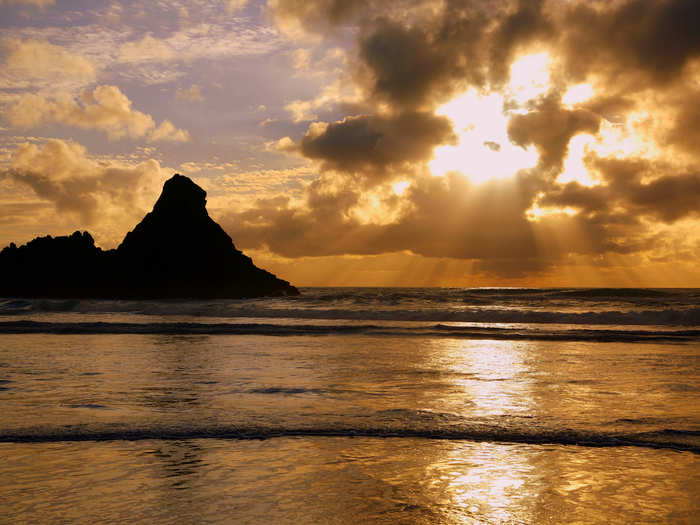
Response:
[[428, 89, 539, 183], [428, 53, 553, 183]]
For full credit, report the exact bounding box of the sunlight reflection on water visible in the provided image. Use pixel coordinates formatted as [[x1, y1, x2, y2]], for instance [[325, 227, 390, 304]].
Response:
[[1, 333, 699, 523], [2, 438, 698, 524], [447, 340, 533, 417]]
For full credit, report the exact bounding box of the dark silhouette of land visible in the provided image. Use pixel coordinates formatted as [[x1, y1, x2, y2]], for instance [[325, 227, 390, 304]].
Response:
[[0, 174, 299, 298]]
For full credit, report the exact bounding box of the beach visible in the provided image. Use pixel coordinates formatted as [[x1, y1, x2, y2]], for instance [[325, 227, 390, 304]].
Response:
[[1, 288, 699, 523]]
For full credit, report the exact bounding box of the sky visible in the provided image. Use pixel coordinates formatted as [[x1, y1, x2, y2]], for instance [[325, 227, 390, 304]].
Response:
[[0, 0, 699, 287]]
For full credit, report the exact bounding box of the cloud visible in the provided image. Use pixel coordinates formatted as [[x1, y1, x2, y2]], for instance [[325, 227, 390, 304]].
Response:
[[558, 0, 700, 87], [507, 95, 601, 171], [0, 37, 96, 89], [116, 22, 283, 65], [284, 78, 357, 122], [217, 160, 700, 281], [178, 161, 237, 174], [250, 0, 700, 280], [266, 136, 297, 153], [267, 0, 372, 38], [148, 120, 191, 143], [658, 83, 700, 156], [227, 0, 248, 13], [285, 99, 319, 123], [297, 112, 455, 178], [205, 165, 317, 204], [216, 172, 543, 267], [3, 85, 190, 142], [0, 0, 54, 7], [2, 139, 169, 246], [541, 155, 700, 224], [118, 34, 176, 64], [271, 0, 700, 111], [3, 0, 698, 283], [271, 0, 548, 109], [356, 16, 484, 110], [290, 48, 312, 71], [175, 84, 204, 102]]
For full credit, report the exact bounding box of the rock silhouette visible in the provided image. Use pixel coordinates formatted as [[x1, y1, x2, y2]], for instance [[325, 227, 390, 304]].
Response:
[[0, 174, 299, 298]]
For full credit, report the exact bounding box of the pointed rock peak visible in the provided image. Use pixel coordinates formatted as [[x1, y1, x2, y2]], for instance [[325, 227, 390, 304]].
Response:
[[152, 173, 207, 215], [0, 172, 300, 298]]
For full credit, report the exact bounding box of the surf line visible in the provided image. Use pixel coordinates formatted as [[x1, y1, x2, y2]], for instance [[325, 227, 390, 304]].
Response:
[[1, 427, 698, 453], [0, 321, 697, 342]]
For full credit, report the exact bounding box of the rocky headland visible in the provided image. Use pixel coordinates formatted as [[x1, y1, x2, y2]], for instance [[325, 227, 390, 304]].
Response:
[[0, 174, 299, 298]]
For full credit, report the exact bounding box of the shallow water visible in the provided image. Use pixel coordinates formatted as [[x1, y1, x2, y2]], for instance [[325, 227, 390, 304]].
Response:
[[2, 438, 698, 524], [1, 334, 698, 446], [1, 288, 699, 523]]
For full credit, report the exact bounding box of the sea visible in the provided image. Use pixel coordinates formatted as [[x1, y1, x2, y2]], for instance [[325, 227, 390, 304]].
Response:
[[1, 287, 698, 524]]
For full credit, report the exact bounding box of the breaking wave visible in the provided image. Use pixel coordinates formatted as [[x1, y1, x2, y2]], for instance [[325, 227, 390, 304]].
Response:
[[1, 424, 697, 453], [1, 299, 698, 327], [0, 320, 698, 341]]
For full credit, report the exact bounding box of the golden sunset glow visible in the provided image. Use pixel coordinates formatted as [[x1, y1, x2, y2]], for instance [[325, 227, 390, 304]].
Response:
[[0, 0, 698, 286], [2, 5, 698, 525]]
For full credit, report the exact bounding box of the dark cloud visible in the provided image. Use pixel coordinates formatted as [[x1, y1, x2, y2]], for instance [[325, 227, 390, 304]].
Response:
[[487, 0, 552, 85], [269, 0, 374, 30], [299, 112, 455, 178], [274, 0, 700, 102], [220, 156, 697, 277], [580, 94, 636, 123], [541, 155, 700, 224], [592, 156, 700, 223], [507, 96, 601, 170], [254, 0, 700, 278], [472, 257, 550, 279], [662, 86, 700, 155], [221, 171, 614, 269], [274, 0, 553, 108], [559, 0, 700, 86], [357, 11, 489, 109]]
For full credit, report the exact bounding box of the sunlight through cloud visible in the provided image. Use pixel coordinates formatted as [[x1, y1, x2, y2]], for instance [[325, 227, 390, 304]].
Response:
[[558, 134, 597, 186], [507, 52, 551, 105], [593, 113, 659, 159], [562, 83, 594, 107], [526, 194, 578, 222], [429, 90, 539, 183], [392, 180, 410, 195]]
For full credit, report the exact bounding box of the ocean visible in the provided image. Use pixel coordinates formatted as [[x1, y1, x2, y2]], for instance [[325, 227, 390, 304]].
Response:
[[1, 288, 698, 524]]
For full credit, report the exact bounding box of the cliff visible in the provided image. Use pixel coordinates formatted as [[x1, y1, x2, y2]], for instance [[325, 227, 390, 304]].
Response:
[[0, 174, 299, 299]]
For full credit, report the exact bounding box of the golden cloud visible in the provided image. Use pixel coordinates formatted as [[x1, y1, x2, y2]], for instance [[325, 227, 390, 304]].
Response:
[[3, 85, 190, 142], [0, 38, 96, 89], [0, 0, 54, 7], [250, 0, 700, 280], [1, 139, 169, 247]]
